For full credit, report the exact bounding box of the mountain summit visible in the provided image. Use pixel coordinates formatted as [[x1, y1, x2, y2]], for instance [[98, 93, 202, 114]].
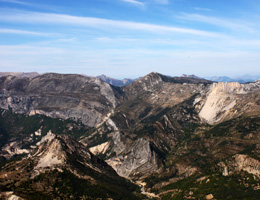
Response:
[[97, 74, 135, 87], [0, 131, 140, 199]]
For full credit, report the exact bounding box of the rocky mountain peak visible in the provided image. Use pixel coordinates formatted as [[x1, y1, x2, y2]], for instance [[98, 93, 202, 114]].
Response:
[[0, 131, 141, 199], [122, 72, 164, 95], [181, 74, 201, 79], [97, 74, 135, 87], [31, 132, 99, 173]]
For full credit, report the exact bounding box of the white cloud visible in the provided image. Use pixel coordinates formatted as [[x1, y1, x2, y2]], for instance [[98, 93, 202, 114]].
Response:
[[0, 0, 31, 6], [177, 13, 255, 33], [121, 0, 145, 6], [0, 28, 52, 36], [0, 9, 223, 37], [0, 0, 60, 11], [95, 37, 208, 47], [0, 44, 259, 77]]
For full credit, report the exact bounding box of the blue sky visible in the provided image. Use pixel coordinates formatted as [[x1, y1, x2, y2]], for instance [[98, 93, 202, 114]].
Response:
[[0, 0, 260, 78]]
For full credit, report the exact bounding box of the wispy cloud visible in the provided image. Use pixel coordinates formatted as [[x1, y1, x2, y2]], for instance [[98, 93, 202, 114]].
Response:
[[0, 0, 32, 6], [0, 44, 259, 77], [193, 7, 212, 12], [177, 13, 255, 33], [95, 37, 207, 47], [0, 9, 223, 37], [0, 28, 52, 36], [121, 0, 145, 6], [0, 0, 60, 11]]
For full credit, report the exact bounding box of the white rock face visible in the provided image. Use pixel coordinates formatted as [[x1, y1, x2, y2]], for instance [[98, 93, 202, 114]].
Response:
[[106, 138, 160, 178], [89, 142, 110, 155], [36, 151, 63, 168], [199, 81, 259, 124], [34, 132, 65, 169], [199, 82, 238, 124], [1, 141, 30, 159], [94, 78, 117, 108], [34, 128, 42, 136], [0, 192, 24, 200], [36, 130, 55, 146], [107, 118, 119, 131]]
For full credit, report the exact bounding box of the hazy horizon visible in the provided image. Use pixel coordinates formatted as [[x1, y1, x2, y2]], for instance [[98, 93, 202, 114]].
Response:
[[1, 71, 260, 81]]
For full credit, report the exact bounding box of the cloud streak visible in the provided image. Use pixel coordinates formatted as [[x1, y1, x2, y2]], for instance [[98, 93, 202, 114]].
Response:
[[0, 28, 52, 36], [0, 9, 223, 37], [121, 0, 145, 6], [0, 0, 32, 6], [177, 13, 255, 32], [0, 44, 259, 77]]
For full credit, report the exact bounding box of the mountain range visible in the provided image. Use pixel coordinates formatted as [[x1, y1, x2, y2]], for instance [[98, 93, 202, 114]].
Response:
[[205, 75, 260, 83], [1, 72, 260, 86], [0, 72, 260, 199], [97, 74, 260, 86]]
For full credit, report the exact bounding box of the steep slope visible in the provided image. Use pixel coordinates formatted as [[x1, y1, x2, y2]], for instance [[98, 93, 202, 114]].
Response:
[[0, 73, 118, 127], [0, 108, 90, 161], [198, 81, 260, 124], [83, 73, 260, 190], [0, 132, 141, 200], [146, 115, 260, 199], [83, 72, 213, 178]]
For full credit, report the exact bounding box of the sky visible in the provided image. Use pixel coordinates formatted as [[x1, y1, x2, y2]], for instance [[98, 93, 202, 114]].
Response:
[[0, 0, 260, 78]]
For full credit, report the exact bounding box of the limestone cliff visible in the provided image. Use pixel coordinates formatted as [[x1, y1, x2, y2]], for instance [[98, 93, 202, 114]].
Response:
[[0, 73, 117, 127], [198, 81, 260, 124]]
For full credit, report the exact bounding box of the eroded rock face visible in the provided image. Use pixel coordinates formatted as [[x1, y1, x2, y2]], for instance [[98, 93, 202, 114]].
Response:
[[0, 132, 140, 200], [0, 74, 117, 127], [219, 154, 260, 177], [84, 74, 260, 180], [106, 138, 161, 178], [198, 81, 260, 124]]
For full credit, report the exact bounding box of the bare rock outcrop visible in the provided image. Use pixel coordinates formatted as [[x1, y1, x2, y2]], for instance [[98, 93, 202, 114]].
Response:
[[106, 138, 161, 178], [198, 81, 260, 124], [0, 73, 117, 127], [219, 154, 260, 177]]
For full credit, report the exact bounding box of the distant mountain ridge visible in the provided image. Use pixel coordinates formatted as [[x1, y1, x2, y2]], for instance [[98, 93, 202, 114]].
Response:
[[97, 74, 136, 87], [1, 72, 260, 86], [181, 74, 202, 79], [0, 72, 39, 79], [98, 73, 260, 87], [97, 73, 211, 87], [205, 75, 260, 83]]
